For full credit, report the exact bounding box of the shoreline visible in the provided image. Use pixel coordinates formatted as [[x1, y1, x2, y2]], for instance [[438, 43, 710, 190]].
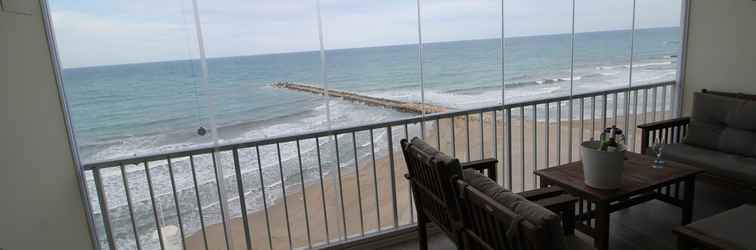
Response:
[[185, 111, 671, 250]]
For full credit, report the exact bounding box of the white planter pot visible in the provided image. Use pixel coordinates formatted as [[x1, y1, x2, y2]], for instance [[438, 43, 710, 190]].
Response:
[[580, 141, 625, 189]]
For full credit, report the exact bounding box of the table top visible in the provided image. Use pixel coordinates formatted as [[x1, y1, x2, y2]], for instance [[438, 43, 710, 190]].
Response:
[[534, 152, 704, 201]]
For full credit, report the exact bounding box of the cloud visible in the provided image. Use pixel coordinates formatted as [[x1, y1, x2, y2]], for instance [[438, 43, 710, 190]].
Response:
[[49, 0, 682, 68], [51, 10, 198, 68]]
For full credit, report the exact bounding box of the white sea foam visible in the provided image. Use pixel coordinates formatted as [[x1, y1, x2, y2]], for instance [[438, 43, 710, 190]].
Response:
[[596, 61, 674, 70]]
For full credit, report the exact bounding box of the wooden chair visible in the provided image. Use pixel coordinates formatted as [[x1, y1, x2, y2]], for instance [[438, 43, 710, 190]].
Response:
[[401, 137, 486, 249], [454, 178, 551, 250], [401, 137, 576, 250]]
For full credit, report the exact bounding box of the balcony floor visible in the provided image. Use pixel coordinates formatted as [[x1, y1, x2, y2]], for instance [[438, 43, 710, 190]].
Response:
[[381, 178, 755, 250]]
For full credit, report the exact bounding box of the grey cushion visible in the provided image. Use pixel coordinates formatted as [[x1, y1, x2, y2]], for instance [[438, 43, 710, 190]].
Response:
[[726, 100, 756, 131], [463, 170, 566, 250], [687, 204, 756, 249], [660, 143, 756, 185], [409, 137, 462, 176], [684, 122, 725, 150], [691, 92, 741, 124], [405, 138, 464, 225], [718, 128, 756, 157], [686, 92, 756, 157]]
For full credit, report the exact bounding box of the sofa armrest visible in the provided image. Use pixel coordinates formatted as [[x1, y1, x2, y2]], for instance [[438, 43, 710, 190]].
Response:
[[637, 117, 690, 154], [637, 117, 690, 130], [461, 158, 498, 181]]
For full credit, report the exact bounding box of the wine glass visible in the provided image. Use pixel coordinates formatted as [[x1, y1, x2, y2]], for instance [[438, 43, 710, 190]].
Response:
[[650, 137, 665, 168]]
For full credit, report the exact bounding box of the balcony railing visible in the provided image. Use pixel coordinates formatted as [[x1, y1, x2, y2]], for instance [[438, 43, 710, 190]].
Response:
[[84, 81, 676, 250]]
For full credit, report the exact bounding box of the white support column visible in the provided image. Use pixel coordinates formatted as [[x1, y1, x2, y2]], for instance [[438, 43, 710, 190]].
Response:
[[673, 0, 692, 117]]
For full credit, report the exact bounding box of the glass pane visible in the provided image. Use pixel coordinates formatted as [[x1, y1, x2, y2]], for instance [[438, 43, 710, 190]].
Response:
[[573, 0, 635, 95], [502, 0, 573, 191], [49, 0, 211, 163], [628, 0, 683, 148], [502, 0, 572, 103], [319, 1, 419, 128], [573, 0, 635, 139], [197, 0, 325, 143], [194, 1, 325, 249], [421, 0, 503, 110], [48, 2, 210, 249], [419, 0, 502, 183], [633, 0, 682, 87], [318, 0, 420, 234]]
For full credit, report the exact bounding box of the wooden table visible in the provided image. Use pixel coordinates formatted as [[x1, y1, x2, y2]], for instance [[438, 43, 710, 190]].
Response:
[[534, 152, 703, 250], [674, 204, 756, 250]]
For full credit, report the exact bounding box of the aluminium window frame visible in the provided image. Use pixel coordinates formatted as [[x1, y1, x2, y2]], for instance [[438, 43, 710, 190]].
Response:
[[39, 0, 99, 249]]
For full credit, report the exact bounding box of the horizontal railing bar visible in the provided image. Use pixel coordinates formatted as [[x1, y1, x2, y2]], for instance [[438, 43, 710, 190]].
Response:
[[84, 81, 674, 170]]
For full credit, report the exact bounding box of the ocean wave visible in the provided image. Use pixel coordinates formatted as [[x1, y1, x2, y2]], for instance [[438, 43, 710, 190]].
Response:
[[632, 61, 674, 68], [444, 75, 591, 95], [445, 85, 501, 94], [595, 61, 675, 70], [510, 75, 585, 88]]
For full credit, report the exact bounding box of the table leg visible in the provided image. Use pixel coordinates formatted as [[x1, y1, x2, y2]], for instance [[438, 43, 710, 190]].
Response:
[[677, 236, 693, 250], [539, 178, 549, 188], [594, 201, 610, 250], [681, 177, 696, 225], [562, 205, 576, 236]]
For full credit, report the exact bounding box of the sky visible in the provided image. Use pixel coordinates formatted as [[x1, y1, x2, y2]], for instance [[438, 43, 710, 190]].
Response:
[[49, 0, 682, 68]]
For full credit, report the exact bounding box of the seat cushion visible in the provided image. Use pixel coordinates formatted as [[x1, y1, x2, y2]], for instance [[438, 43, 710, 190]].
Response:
[[463, 170, 566, 250], [686, 204, 756, 249], [659, 143, 756, 185]]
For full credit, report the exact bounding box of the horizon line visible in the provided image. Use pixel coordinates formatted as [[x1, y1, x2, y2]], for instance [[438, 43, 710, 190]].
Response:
[[63, 26, 680, 70]]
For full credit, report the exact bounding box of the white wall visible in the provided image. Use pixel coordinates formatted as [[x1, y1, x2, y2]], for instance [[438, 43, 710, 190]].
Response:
[[682, 0, 756, 114], [0, 1, 94, 249]]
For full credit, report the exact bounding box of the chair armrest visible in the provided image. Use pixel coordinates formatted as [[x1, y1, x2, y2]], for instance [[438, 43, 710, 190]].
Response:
[[461, 158, 498, 181], [518, 186, 565, 201], [532, 194, 578, 210], [637, 117, 690, 154]]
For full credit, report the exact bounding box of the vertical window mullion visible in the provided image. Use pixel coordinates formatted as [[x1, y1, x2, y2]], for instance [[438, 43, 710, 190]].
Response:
[[416, 0, 425, 138]]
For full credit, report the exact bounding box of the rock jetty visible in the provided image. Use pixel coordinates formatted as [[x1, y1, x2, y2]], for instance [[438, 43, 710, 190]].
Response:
[[273, 81, 448, 114]]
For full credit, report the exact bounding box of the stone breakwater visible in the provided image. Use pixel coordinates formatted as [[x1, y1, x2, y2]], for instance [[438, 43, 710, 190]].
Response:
[[273, 81, 448, 114]]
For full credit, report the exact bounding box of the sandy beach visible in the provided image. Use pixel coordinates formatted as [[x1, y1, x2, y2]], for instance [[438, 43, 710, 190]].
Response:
[[185, 110, 671, 250]]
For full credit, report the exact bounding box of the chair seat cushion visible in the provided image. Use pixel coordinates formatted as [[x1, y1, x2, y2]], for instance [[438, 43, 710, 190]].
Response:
[[686, 204, 756, 249], [659, 143, 756, 185], [462, 169, 565, 249]]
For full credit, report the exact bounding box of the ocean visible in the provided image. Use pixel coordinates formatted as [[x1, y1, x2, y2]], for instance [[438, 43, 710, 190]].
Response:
[[65, 27, 680, 249]]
